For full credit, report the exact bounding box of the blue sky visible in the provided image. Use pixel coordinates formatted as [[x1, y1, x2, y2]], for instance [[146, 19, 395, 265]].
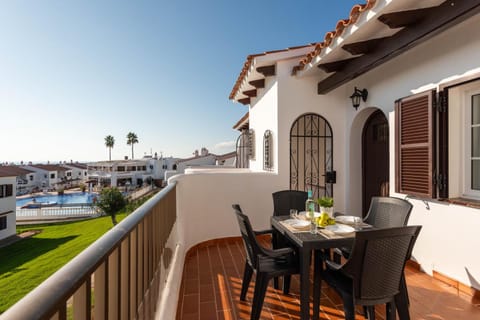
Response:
[[0, 0, 360, 163]]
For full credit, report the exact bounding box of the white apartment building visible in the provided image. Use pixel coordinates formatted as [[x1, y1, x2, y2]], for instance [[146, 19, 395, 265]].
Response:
[[0, 171, 16, 241]]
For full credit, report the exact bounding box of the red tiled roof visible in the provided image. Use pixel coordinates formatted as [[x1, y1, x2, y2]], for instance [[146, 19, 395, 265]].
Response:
[[230, 1, 378, 101], [229, 44, 315, 100], [0, 166, 34, 177], [30, 164, 67, 172], [63, 163, 87, 170], [292, 0, 377, 75], [232, 111, 249, 131]]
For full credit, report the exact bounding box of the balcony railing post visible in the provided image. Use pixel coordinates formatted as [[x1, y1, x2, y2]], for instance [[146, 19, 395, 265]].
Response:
[[93, 261, 107, 320]]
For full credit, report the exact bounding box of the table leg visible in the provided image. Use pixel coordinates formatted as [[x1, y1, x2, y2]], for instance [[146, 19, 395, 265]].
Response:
[[312, 250, 322, 320], [395, 272, 410, 320], [299, 248, 311, 320]]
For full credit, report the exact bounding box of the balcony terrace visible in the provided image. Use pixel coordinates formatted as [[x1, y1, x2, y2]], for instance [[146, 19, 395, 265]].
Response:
[[1, 171, 480, 319]]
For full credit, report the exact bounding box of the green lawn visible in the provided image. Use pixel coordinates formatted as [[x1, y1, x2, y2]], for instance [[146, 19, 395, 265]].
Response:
[[0, 213, 127, 313]]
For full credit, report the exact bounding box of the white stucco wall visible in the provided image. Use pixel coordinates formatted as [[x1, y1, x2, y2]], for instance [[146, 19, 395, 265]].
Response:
[[319, 13, 480, 289], [249, 76, 278, 172], [0, 176, 16, 240]]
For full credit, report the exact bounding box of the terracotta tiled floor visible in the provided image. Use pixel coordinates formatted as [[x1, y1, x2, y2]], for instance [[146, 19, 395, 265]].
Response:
[[176, 237, 480, 320]]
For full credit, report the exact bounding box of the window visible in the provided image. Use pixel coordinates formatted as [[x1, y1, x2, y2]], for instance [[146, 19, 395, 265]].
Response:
[[67, 172, 72, 177], [50, 173, 55, 179], [466, 91, 480, 195], [0, 216, 6, 230], [29, 175, 34, 181], [117, 166, 125, 172], [263, 130, 273, 170], [0, 184, 13, 198]]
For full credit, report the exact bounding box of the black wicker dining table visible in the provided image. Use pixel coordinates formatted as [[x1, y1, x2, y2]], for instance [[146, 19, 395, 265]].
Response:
[[271, 215, 411, 320]]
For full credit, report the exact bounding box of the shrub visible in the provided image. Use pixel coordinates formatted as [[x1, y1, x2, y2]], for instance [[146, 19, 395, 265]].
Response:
[[95, 187, 126, 225]]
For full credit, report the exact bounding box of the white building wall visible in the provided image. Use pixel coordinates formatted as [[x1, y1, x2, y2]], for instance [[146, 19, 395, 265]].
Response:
[[311, 13, 480, 288], [176, 155, 217, 174], [248, 75, 278, 172], [0, 176, 16, 240]]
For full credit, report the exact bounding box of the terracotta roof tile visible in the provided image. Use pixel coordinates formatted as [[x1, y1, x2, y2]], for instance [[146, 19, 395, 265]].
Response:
[[292, 0, 377, 75]]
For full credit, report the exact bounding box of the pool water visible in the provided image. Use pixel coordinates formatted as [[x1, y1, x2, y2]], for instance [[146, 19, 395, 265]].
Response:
[[16, 192, 97, 207]]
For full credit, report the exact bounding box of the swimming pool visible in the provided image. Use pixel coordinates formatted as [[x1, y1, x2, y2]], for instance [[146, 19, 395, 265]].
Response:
[[16, 192, 97, 207]]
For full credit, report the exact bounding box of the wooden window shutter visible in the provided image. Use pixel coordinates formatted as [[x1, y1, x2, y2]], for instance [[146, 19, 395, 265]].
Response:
[[437, 89, 449, 198], [395, 90, 436, 198]]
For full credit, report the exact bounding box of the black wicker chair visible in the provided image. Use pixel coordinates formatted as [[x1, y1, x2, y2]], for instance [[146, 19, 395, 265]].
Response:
[[271, 190, 307, 289], [322, 226, 422, 320], [364, 196, 413, 229], [232, 204, 299, 320], [334, 196, 414, 318], [335, 197, 413, 260], [272, 190, 308, 217]]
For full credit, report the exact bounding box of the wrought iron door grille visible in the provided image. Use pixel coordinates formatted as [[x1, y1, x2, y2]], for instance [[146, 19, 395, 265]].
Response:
[[290, 113, 333, 199], [236, 130, 251, 168]]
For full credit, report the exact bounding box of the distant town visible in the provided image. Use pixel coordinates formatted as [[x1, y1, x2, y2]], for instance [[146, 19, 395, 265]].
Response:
[[0, 147, 236, 196]]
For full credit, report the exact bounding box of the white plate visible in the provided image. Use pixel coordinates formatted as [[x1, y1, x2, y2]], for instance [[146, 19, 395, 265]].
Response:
[[335, 215, 359, 225], [325, 224, 355, 235], [299, 211, 321, 218], [284, 219, 310, 229]]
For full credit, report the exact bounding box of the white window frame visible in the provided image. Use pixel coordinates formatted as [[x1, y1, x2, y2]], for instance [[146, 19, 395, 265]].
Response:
[[463, 86, 480, 198]]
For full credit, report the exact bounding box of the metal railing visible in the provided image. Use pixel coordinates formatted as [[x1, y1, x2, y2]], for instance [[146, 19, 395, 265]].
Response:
[[1, 182, 177, 320], [16, 204, 98, 220]]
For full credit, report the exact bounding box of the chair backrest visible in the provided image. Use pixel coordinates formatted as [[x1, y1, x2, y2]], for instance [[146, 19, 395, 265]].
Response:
[[232, 204, 264, 268], [272, 190, 308, 216], [343, 225, 422, 305], [364, 197, 413, 228]]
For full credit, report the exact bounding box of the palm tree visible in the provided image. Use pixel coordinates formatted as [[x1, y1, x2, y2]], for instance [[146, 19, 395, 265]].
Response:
[[126, 132, 139, 160], [105, 135, 115, 161]]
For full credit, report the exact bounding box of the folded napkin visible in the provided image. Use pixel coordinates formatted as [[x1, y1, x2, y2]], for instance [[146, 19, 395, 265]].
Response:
[[280, 219, 310, 232], [318, 228, 342, 239]]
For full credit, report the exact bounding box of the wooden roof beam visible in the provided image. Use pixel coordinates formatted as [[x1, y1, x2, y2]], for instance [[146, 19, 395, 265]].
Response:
[[317, 57, 359, 73], [238, 97, 250, 105], [378, 7, 437, 29], [249, 79, 265, 89], [317, 0, 480, 94], [242, 89, 257, 98], [342, 37, 390, 55], [256, 65, 276, 77]]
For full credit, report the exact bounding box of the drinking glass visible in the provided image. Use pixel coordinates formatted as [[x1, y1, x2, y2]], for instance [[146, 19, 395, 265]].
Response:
[[289, 209, 298, 219], [353, 216, 362, 230]]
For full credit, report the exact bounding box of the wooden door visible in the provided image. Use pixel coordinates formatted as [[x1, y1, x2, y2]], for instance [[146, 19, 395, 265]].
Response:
[[362, 110, 389, 215]]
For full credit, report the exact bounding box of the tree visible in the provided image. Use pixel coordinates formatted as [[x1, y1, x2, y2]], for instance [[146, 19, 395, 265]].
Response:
[[95, 187, 126, 225], [105, 135, 115, 161], [126, 132, 139, 160]]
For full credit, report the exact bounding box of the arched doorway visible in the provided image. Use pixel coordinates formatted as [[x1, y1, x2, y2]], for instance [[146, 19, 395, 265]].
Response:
[[290, 113, 333, 199], [362, 110, 389, 214]]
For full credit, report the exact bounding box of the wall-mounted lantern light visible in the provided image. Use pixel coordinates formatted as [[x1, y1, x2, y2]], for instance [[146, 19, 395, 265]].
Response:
[[350, 87, 368, 110]]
